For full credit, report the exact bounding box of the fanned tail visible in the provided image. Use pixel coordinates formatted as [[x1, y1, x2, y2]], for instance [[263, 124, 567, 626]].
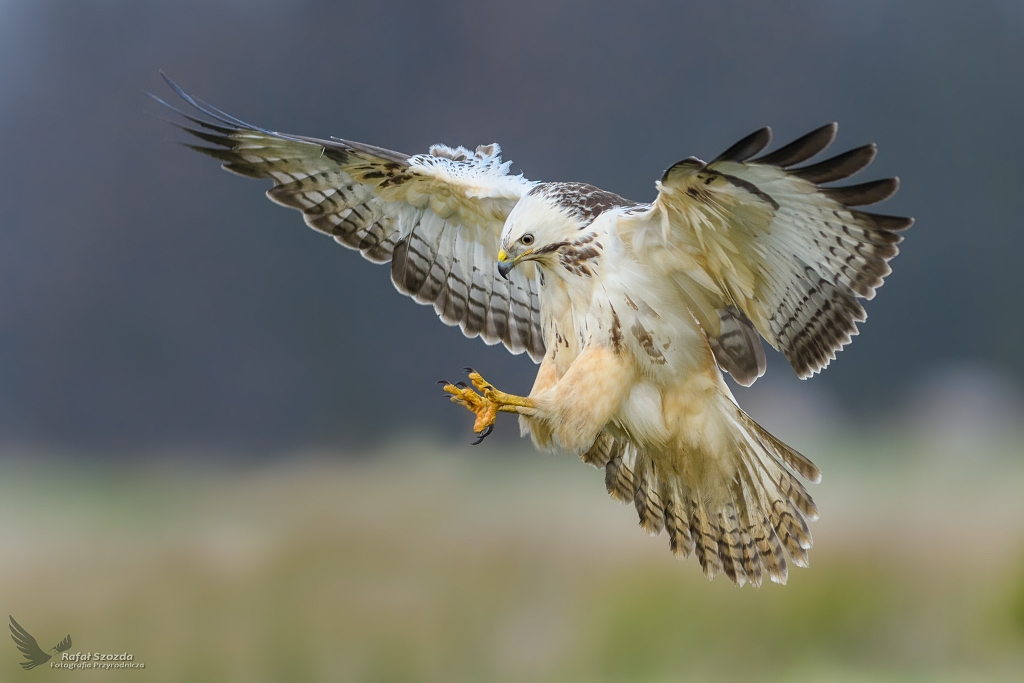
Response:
[[583, 400, 819, 586]]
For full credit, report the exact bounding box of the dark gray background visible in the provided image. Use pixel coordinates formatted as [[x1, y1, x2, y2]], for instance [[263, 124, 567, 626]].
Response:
[[0, 0, 1019, 453]]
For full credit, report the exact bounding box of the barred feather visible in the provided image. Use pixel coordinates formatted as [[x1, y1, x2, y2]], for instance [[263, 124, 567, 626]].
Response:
[[707, 306, 766, 387], [691, 501, 723, 580], [760, 518, 790, 584], [771, 500, 811, 568], [604, 445, 638, 503], [717, 502, 746, 585], [633, 462, 665, 535], [730, 481, 763, 587], [594, 398, 818, 586], [664, 496, 695, 558], [581, 431, 622, 467], [158, 75, 545, 361]]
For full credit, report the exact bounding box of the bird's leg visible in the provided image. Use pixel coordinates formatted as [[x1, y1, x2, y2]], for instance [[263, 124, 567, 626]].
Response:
[[440, 367, 536, 444]]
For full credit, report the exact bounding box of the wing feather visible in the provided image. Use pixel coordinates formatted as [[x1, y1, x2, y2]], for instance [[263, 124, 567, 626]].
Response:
[[790, 143, 877, 184], [711, 126, 772, 164], [754, 123, 837, 167], [158, 75, 544, 361], [821, 177, 900, 207], [623, 124, 912, 379], [461, 240, 492, 339]]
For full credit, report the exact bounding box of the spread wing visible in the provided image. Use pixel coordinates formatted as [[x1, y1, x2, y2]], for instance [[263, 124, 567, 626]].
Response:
[[9, 616, 51, 670], [621, 124, 912, 381], [155, 75, 545, 361]]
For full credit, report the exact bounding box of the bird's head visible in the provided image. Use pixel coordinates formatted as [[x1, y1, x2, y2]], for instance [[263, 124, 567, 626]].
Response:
[[497, 183, 594, 279]]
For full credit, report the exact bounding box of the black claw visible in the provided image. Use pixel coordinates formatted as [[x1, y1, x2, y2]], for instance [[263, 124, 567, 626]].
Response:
[[437, 380, 449, 386], [463, 366, 476, 374], [471, 424, 493, 445], [455, 381, 468, 389]]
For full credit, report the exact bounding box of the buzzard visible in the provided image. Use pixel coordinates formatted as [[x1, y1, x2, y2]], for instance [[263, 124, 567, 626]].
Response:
[[156, 75, 911, 585]]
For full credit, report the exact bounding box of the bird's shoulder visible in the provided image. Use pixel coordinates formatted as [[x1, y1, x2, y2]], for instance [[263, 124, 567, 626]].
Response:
[[528, 182, 643, 222]]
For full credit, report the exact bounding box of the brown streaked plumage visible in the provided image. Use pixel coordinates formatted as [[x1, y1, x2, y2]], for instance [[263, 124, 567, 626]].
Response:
[[530, 182, 638, 222]]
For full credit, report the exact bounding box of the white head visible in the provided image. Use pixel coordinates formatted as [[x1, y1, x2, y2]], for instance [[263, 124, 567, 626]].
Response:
[[497, 182, 629, 279]]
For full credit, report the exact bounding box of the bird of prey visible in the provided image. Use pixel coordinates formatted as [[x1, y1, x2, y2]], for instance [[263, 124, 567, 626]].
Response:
[[9, 616, 72, 670], [156, 74, 911, 585]]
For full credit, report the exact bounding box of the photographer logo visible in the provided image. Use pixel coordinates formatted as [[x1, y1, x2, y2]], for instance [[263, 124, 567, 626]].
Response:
[[9, 616, 145, 671]]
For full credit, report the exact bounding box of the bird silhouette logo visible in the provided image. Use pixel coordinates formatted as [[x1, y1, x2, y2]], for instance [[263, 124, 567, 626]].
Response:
[[9, 616, 72, 670]]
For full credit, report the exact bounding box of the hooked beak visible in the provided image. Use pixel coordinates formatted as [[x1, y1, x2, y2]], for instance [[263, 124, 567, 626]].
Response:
[[497, 247, 534, 279], [497, 248, 514, 279]]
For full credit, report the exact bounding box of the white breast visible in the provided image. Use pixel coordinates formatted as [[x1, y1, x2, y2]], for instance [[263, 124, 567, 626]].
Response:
[[539, 211, 713, 385]]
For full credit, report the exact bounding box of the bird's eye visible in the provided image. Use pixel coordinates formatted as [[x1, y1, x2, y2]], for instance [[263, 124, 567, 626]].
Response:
[[520, 234, 535, 246]]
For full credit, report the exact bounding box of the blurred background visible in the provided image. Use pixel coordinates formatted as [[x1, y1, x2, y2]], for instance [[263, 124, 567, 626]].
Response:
[[1, 0, 1023, 681]]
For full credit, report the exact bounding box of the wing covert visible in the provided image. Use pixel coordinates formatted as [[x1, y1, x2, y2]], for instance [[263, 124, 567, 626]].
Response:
[[155, 75, 545, 361]]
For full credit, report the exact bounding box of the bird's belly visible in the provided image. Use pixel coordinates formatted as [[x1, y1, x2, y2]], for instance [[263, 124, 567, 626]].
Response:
[[615, 380, 670, 444]]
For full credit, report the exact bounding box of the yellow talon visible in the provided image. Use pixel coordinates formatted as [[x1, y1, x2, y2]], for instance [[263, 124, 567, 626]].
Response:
[[441, 368, 537, 441]]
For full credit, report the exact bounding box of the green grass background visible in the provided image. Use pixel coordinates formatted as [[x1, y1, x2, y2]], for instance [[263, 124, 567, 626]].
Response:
[[1, 432, 1023, 682]]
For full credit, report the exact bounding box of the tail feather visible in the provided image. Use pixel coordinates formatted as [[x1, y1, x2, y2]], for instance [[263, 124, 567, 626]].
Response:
[[743, 453, 816, 564], [581, 431, 620, 467], [761, 517, 790, 584], [582, 396, 818, 586], [734, 434, 802, 582], [742, 411, 821, 484], [717, 502, 746, 586], [663, 497, 695, 558], [775, 498, 813, 550], [730, 477, 763, 587], [739, 527, 762, 588], [690, 500, 723, 580], [771, 501, 811, 568], [736, 470, 790, 584], [634, 465, 665, 535], [778, 471, 820, 521], [603, 443, 637, 502]]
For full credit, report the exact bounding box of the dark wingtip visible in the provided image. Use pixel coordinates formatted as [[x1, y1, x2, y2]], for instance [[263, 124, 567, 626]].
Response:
[[822, 177, 899, 207], [155, 71, 268, 133], [790, 143, 878, 184], [159, 71, 194, 107], [849, 210, 915, 231], [711, 127, 772, 165], [756, 123, 838, 168]]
